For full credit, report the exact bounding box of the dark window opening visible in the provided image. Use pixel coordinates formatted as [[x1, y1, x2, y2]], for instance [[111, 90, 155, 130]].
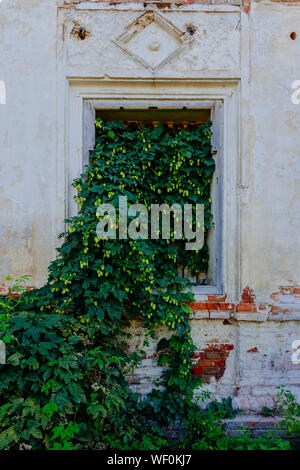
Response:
[[94, 108, 214, 286]]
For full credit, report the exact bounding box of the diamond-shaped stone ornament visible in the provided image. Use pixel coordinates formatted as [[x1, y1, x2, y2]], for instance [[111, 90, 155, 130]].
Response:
[[113, 11, 192, 71]]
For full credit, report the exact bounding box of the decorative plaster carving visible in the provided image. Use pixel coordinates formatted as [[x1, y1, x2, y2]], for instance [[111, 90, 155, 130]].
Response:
[[113, 11, 193, 71]]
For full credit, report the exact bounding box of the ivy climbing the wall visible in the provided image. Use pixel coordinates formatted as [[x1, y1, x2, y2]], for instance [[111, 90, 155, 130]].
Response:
[[51, 118, 215, 397], [0, 120, 291, 450]]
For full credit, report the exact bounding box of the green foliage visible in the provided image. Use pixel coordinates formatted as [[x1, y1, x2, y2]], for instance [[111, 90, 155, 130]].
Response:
[[276, 385, 300, 436], [261, 406, 275, 417], [225, 431, 291, 451], [0, 275, 33, 349], [207, 397, 238, 419], [0, 120, 295, 450], [179, 399, 291, 451]]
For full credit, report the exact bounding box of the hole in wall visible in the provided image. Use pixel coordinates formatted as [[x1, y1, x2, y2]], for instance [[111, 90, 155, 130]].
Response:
[[70, 23, 90, 40], [186, 24, 197, 36], [79, 27, 86, 40]]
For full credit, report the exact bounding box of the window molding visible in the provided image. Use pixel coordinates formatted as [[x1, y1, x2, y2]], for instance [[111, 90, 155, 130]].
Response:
[[65, 78, 240, 299]]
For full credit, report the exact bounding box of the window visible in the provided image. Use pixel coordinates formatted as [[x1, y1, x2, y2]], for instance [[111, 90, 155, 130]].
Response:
[[67, 80, 239, 298], [82, 103, 222, 294]]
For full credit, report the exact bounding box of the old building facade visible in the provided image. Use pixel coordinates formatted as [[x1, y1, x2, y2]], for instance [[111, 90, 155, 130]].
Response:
[[0, 0, 300, 412]]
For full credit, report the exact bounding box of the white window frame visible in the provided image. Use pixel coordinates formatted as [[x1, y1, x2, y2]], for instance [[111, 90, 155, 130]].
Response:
[[63, 78, 240, 300]]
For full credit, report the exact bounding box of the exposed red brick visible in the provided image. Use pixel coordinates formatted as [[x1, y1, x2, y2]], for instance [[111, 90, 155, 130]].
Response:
[[191, 366, 205, 376], [189, 302, 219, 310], [192, 351, 206, 360], [190, 344, 234, 382], [219, 302, 235, 311], [206, 351, 223, 360], [243, 0, 250, 13], [293, 288, 300, 295], [140, 353, 157, 360], [236, 303, 253, 312], [26, 287, 35, 293], [241, 286, 255, 303], [208, 294, 227, 302], [247, 347, 258, 353], [214, 359, 226, 367], [216, 351, 227, 359], [194, 359, 214, 367], [271, 305, 291, 314], [205, 343, 234, 352]]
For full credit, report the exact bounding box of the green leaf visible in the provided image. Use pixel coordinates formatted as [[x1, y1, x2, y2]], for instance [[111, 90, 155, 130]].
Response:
[[68, 382, 86, 403], [0, 426, 18, 450]]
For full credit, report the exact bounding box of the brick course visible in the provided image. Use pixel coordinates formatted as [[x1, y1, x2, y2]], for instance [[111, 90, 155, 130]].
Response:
[[64, 0, 300, 5], [1, 281, 299, 403], [189, 286, 300, 320], [191, 343, 233, 382]]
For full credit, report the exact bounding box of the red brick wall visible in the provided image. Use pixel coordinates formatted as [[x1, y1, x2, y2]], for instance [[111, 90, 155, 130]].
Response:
[[189, 287, 258, 314], [188, 286, 300, 382], [189, 286, 300, 317], [191, 344, 234, 382]]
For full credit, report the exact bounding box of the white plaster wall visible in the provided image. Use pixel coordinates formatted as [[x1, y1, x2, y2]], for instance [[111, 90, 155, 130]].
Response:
[[243, 1, 300, 299], [126, 317, 300, 410], [1, 1, 299, 296], [0, 0, 62, 286]]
